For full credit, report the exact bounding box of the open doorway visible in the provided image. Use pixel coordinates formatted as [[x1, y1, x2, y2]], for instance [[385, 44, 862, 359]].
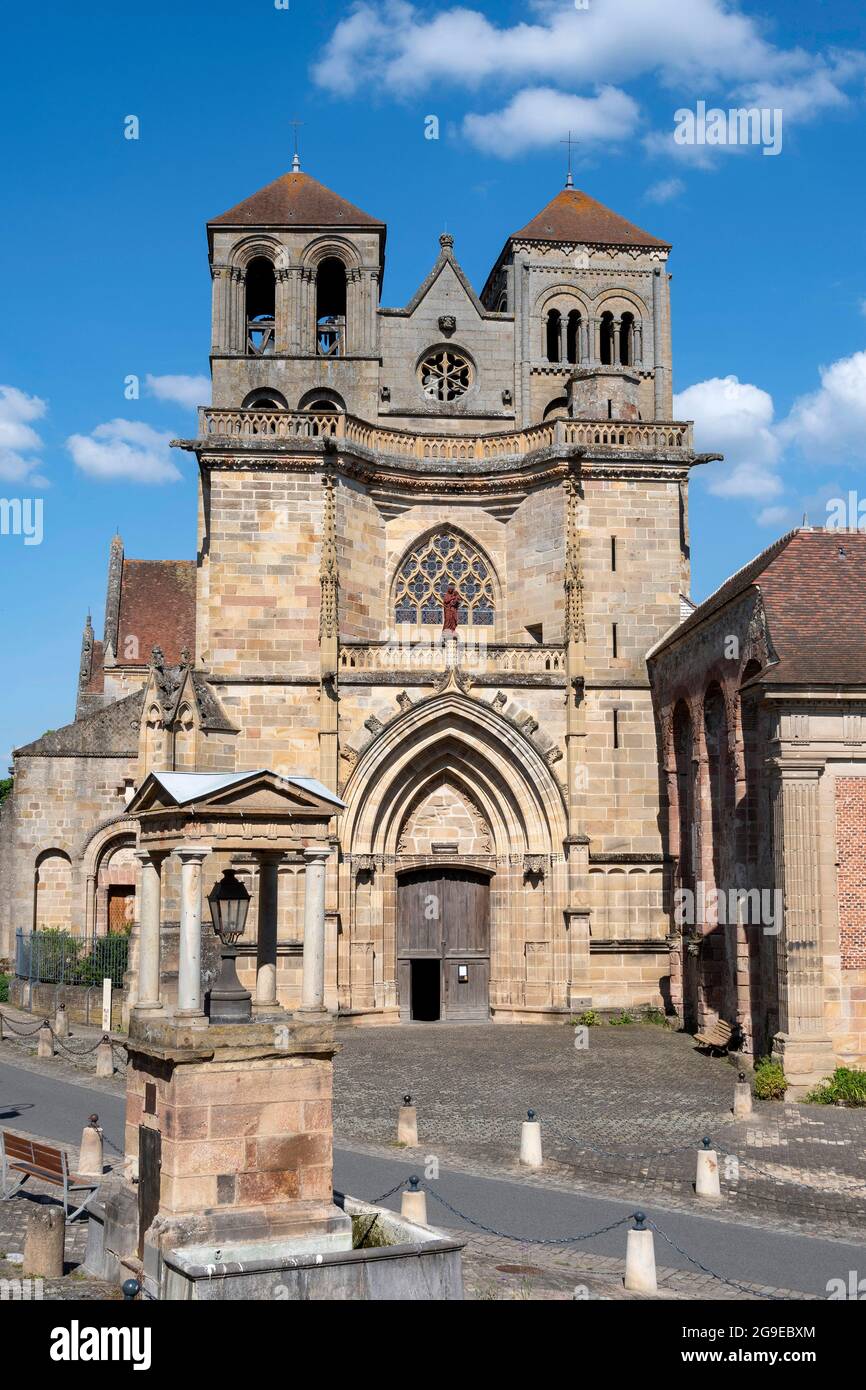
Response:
[[410, 959, 440, 1021]]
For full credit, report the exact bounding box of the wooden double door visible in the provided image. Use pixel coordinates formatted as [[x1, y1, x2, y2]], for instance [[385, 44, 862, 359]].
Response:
[[397, 866, 490, 1021]]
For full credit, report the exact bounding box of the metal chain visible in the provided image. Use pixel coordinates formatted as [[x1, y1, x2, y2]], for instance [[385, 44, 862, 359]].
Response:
[[647, 1219, 789, 1300], [0, 1010, 46, 1036], [545, 1115, 706, 1161], [722, 1149, 866, 1198], [425, 1185, 634, 1246], [364, 1181, 406, 1205]]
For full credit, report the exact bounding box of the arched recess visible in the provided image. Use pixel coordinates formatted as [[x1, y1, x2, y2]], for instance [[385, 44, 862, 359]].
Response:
[[80, 815, 139, 939], [301, 237, 362, 356], [390, 524, 501, 635], [297, 387, 346, 414], [33, 849, 73, 933], [94, 833, 137, 936], [339, 692, 569, 1015]]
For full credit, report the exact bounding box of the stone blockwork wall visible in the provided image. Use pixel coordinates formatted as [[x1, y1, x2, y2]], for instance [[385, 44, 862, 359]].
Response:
[[125, 1044, 335, 1215], [0, 753, 134, 958]]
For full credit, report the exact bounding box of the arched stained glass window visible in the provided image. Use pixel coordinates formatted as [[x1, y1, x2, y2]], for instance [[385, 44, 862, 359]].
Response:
[[394, 531, 496, 627]]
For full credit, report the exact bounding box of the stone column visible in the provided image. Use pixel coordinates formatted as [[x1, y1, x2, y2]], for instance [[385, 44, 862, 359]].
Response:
[[254, 852, 282, 1013], [612, 317, 621, 365], [134, 849, 165, 1015], [770, 764, 835, 1090], [175, 847, 211, 1026], [297, 846, 332, 1017]]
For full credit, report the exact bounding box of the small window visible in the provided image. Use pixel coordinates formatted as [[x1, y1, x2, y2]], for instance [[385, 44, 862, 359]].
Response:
[[418, 349, 472, 402], [612, 708, 620, 748], [611, 536, 617, 571], [612, 624, 618, 658], [245, 258, 276, 356]]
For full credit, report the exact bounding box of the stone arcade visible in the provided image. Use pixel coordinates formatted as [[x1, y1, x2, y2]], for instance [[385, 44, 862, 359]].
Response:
[[2, 164, 865, 1086]]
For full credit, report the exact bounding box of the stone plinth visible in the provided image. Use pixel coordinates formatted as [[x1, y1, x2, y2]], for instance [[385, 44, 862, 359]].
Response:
[[105, 1014, 351, 1296]]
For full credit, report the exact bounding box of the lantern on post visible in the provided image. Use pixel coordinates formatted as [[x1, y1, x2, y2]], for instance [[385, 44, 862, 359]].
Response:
[[207, 869, 252, 1024]]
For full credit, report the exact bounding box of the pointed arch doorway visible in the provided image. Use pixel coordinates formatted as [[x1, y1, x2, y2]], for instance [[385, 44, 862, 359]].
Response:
[[397, 865, 491, 1021]]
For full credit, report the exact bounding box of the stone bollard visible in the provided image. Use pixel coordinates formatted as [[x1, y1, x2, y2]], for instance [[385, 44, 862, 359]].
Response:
[[95, 1036, 114, 1078], [23, 1205, 64, 1279], [624, 1211, 657, 1293], [519, 1109, 543, 1168], [397, 1093, 418, 1147], [695, 1137, 722, 1201], [400, 1175, 428, 1226], [78, 1114, 104, 1178], [733, 1071, 753, 1119], [37, 1023, 54, 1058], [54, 1003, 69, 1038]]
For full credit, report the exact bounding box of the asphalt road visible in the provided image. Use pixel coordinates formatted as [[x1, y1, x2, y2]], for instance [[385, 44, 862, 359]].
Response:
[[2, 1057, 863, 1297]]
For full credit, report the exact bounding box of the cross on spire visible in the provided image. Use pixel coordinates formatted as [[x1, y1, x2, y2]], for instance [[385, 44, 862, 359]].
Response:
[[561, 130, 578, 189], [290, 118, 303, 173]]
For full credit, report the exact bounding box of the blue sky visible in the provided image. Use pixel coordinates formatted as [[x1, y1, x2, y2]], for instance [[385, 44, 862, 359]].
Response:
[[2, 0, 865, 759]]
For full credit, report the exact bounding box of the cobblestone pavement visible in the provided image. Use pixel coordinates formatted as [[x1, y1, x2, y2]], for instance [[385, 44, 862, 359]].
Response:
[[454, 1231, 817, 1301], [3, 1007, 865, 1246], [0, 1163, 809, 1303], [332, 1022, 866, 1232]]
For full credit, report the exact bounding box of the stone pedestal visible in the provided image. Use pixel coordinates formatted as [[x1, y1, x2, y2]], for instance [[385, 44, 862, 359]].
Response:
[[102, 1014, 351, 1298]]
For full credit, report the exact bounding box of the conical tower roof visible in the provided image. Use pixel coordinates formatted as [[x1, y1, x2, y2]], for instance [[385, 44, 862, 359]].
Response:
[[513, 186, 669, 249]]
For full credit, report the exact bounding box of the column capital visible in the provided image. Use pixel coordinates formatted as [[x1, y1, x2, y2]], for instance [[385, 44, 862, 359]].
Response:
[[256, 849, 286, 865], [135, 847, 168, 865], [303, 845, 332, 865], [174, 845, 212, 863]]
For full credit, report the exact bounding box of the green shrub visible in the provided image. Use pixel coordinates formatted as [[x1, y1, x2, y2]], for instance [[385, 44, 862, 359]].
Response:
[[609, 1010, 634, 1026], [0, 973, 9, 1003], [641, 1007, 669, 1026], [805, 1067, 866, 1107], [753, 1056, 787, 1100], [571, 1009, 600, 1027]]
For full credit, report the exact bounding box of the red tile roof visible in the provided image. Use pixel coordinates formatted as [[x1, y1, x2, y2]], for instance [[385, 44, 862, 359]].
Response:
[[116, 560, 196, 667], [655, 530, 866, 686], [513, 187, 669, 249], [209, 170, 385, 231]]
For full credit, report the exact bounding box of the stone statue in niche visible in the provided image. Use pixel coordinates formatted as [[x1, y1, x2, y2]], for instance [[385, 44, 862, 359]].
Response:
[[442, 584, 461, 636]]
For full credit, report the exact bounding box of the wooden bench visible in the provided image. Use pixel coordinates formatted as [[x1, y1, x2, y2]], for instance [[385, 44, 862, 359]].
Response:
[[0, 1131, 99, 1220], [693, 1018, 733, 1054]]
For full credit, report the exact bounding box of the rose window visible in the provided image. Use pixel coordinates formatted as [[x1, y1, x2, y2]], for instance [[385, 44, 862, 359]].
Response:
[[418, 349, 472, 402], [394, 531, 495, 626]]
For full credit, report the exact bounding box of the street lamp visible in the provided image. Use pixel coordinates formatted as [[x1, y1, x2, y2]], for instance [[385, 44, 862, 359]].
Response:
[[207, 869, 252, 1024]]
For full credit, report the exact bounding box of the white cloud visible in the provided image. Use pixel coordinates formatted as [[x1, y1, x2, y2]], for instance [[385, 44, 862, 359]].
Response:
[[462, 86, 638, 157], [313, 3, 864, 164], [645, 176, 685, 203], [67, 420, 182, 484], [0, 385, 48, 484], [779, 350, 866, 465], [674, 375, 782, 500], [756, 504, 794, 528], [314, 0, 783, 95], [145, 373, 210, 409]]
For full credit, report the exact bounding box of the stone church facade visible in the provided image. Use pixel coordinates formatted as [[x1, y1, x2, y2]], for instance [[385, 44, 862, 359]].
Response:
[[2, 165, 864, 1076]]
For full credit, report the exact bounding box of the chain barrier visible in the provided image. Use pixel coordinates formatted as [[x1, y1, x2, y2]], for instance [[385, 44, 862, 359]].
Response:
[[0, 1009, 45, 1036], [647, 1219, 788, 1300], [368, 1179, 793, 1299], [721, 1148, 866, 1198], [425, 1186, 634, 1246], [545, 1115, 702, 1162]]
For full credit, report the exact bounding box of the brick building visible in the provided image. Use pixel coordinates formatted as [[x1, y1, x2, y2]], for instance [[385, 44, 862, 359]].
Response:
[[648, 529, 866, 1089], [1, 164, 863, 1075]]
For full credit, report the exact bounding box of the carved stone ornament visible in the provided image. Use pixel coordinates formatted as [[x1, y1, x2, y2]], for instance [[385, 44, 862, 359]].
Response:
[[438, 314, 457, 335]]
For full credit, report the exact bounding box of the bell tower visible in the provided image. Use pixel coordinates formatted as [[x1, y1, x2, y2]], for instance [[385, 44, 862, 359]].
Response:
[[481, 181, 673, 428], [207, 163, 386, 419]]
